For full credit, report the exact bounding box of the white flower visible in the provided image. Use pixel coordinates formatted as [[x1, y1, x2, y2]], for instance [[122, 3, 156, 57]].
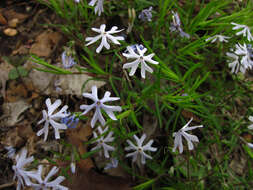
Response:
[[227, 43, 253, 74], [5, 146, 16, 159], [29, 165, 68, 190], [80, 85, 122, 128], [104, 158, 118, 170], [231, 22, 253, 41], [125, 133, 157, 165], [85, 24, 124, 53], [89, 0, 104, 16], [70, 162, 76, 174], [248, 143, 253, 148], [37, 98, 69, 141], [235, 43, 253, 69], [12, 149, 34, 190], [91, 126, 115, 158], [205, 35, 230, 43], [248, 116, 253, 129], [122, 45, 159, 79], [74, 0, 80, 3], [173, 118, 203, 154]]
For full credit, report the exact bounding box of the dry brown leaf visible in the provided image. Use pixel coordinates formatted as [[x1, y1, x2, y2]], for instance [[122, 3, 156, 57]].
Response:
[[3, 9, 28, 25], [65, 169, 132, 190], [29, 30, 62, 57], [66, 121, 94, 171], [0, 12, 7, 25], [0, 60, 14, 97], [24, 61, 105, 96], [2, 99, 31, 126], [181, 109, 201, 122]]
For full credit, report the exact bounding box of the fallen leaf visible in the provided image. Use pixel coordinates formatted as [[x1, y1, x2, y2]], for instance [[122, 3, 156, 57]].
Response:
[[181, 109, 201, 122], [2, 99, 31, 126], [66, 121, 93, 171], [0, 60, 14, 97], [24, 60, 105, 96], [0, 12, 7, 25], [3, 9, 28, 24], [29, 30, 62, 57]]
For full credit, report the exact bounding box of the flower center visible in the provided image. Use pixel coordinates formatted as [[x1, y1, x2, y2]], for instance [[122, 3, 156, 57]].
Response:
[[97, 101, 101, 106], [138, 147, 142, 152]]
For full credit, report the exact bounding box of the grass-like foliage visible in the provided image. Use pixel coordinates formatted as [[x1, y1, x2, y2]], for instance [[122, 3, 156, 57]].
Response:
[[28, 0, 253, 189]]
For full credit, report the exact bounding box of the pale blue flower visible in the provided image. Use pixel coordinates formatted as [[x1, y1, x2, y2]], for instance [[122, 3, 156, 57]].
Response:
[[85, 24, 124, 53], [170, 11, 190, 39], [91, 126, 115, 158], [80, 85, 122, 128], [12, 149, 34, 190], [62, 51, 77, 69], [173, 118, 203, 154], [125, 133, 157, 164], [89, 0, 104, 16], [138, 7, 153, 22], [104, 158, 118, 170], [37, 98, 69, 141], [28, 165, 68, 190]]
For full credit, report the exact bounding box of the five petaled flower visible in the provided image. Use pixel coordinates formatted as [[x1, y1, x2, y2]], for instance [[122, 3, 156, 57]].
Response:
[[205, 35, 230, 43], [91, 126, 115, 158], [172, 118, 203, 154], [231, 22, 253, 41], [122, 45, 159, 79], [37, 98, 69, 141], [85, 24, 124, 53], [89, 0, 104, 16], [125, 133, 157, 164], [12, 148, 34, 190], [29, 165, 68, 190], [80, 85, 122, 128]]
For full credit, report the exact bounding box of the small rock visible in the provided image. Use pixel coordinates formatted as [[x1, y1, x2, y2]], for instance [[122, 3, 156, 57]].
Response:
[[4, 28, 18, 36], [8, 18, 19, 27]]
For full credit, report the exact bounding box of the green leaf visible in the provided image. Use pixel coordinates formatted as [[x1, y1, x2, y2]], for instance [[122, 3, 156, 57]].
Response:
[[8, 68, 19, 80], [17, 66, 28, 77], [133, 179, 156, 190]]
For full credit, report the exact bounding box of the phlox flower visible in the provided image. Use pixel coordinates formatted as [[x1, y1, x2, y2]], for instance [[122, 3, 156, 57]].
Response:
[[173, 118, 203, 154], [37, 98, 69, 141], [80, 85, 122, 128], [138, 7, 153, 22], [231, 22, 253, 41], [125, 133, 157, 165], [85, 24, 124, 53], [89, 0, 104, 16], [205, 35, 230, 43], [61, 51, 77, 69], [28, 165, 68, 190], [227, 43, 253, 74], [122, 45, 159, 79], [104, 158, 118, 170], [170, 11, 190, 39], [91, 126, 115, 158], [12, 148, 34, 190]]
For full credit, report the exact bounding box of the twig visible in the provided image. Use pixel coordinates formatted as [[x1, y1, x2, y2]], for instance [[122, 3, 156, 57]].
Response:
[[0, 182, 15, 189]]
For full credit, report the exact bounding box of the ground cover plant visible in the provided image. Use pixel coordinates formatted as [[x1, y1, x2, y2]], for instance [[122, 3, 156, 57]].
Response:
[[0, 0, 253, 189]]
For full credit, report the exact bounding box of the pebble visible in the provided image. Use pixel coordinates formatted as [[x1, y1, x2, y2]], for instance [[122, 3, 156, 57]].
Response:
[[8, 18, 19, 28], [4, 28, 18, 36]]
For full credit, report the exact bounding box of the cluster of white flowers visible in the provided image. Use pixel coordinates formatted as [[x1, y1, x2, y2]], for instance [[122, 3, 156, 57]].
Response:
[[12, 148, 68, 190], [226, 43, 253, 74]]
